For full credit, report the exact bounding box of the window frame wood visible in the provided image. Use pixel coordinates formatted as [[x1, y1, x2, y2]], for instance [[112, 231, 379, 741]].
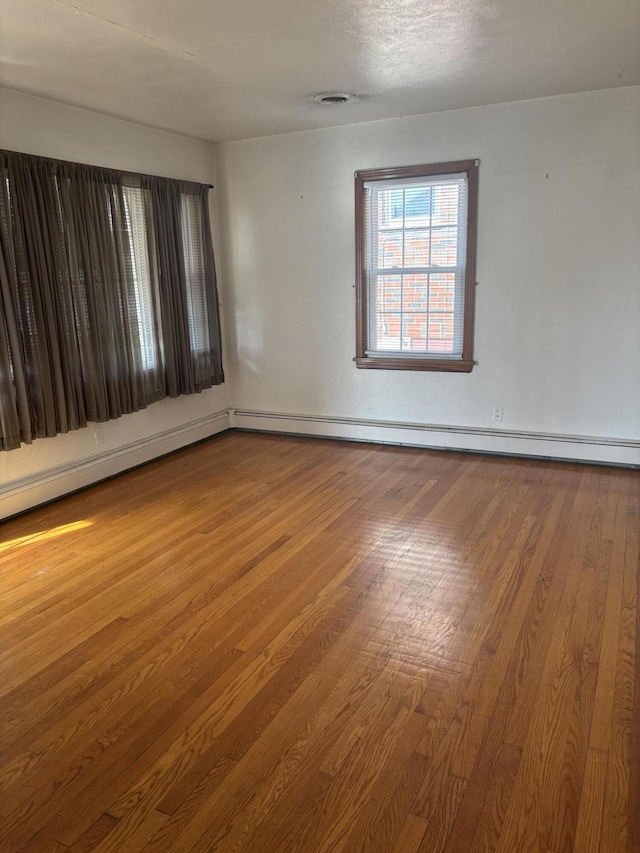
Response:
[[354, 159, 479, 372]]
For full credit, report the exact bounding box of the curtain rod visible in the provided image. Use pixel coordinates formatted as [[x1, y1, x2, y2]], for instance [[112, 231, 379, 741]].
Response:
[[0, 148, 214, 189]]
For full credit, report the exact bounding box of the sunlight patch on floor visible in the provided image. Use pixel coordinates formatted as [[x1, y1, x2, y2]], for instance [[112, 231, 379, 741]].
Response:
[[0, 520, 93, 554]]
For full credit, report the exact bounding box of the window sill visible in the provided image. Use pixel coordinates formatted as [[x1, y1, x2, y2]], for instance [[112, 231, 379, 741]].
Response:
[[354, 357, 474, 373]]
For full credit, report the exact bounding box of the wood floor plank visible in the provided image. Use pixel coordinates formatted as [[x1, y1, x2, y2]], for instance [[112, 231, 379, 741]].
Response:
[[600, 475, 638, 853], [390, 814, 428, 853], [546, 474, 616, 853], [338, 716, 428, 853], [0, 433, 635, 853], [573, 747, 607, 853], [494, 471, 613, 852], [69, 814, 121, 852], [589, 474, 632, 752], [416, 773, 467, 853], [630, 474, 640, 853]]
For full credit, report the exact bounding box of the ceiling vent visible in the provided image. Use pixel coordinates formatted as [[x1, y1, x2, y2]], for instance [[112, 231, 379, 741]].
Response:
[[312, 92, 355, 105]]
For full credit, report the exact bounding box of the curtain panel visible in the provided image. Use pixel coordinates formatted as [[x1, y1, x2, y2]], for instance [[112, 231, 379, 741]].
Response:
[[0, 150, 223, 452]]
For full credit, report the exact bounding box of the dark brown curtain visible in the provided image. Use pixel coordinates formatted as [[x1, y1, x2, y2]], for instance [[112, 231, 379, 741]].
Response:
[[0, 150, 223, 452]]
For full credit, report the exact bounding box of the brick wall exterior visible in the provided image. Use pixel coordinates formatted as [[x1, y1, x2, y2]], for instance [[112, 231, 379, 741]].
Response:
[[375, 228, 458, 352]]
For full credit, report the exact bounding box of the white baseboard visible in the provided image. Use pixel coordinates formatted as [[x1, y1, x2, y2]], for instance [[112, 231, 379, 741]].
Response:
[[3, 407, 637, 520], [1, 410, 231, 520], [231, 409, 640, 468]]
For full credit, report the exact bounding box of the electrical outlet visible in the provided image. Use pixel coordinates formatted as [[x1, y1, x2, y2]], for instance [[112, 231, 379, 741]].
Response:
[[492, 405, 504, 423], [93, 427, 104, 445]]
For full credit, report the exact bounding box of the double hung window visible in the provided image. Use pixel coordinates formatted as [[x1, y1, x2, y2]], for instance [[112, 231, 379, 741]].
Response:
[[355, 160, 478, 372]]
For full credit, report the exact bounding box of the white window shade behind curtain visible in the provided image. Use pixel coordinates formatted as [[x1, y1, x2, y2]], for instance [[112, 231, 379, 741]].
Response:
[[179, 192, 209, 358], [123, 185, 159, 372]]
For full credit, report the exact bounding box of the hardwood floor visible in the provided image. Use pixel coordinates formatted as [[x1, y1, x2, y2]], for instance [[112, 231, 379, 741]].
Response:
[[0, 432, 638, 852]]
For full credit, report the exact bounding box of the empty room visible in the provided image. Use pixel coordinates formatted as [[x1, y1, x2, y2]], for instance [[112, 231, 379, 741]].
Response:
[[0, 1, 639, 851]]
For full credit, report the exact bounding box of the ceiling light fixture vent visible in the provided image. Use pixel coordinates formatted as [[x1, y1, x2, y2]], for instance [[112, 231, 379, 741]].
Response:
[[313, 92, 355, 105]]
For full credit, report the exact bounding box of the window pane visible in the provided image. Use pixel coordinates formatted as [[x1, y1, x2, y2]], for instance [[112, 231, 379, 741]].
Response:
[[432, 183, 459, 226], [428, 313, 455, 351], [428, 273, 456, 312], [402, 274, 429, 313], [430, 228, 458, 267], [378, 188, 404, 227], [401, 313, 428, 351], [403, 230, 430, 268], [377, 230, 403, 268], [403, 186, 432, 223], [376, 313, 401, 350], [376, 274, 401, 313]]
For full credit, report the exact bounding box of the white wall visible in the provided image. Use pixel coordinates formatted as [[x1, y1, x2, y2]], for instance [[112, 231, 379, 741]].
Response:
[[216, 87, 640, 464], [0, 89, 229, 517]]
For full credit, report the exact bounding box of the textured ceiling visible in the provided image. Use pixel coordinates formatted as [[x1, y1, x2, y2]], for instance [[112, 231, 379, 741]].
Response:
[[1, 0, 639, 142]]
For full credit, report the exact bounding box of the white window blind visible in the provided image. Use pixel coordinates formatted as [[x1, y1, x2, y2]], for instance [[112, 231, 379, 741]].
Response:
[[363, 173, 468, 359], [180, 192, 210, 357], [123, 186, 159, 371]]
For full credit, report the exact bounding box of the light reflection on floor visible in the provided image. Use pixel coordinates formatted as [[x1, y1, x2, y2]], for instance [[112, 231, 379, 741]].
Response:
[[0, 520, 93, 555]]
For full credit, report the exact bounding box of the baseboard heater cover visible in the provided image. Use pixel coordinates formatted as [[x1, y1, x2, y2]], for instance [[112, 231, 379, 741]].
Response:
[[1, 410, 231, 520], [231, 409, 640, 468]]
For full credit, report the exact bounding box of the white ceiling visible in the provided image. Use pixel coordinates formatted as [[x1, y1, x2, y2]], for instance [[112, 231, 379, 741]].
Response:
[[1, 0, 638, 143]]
